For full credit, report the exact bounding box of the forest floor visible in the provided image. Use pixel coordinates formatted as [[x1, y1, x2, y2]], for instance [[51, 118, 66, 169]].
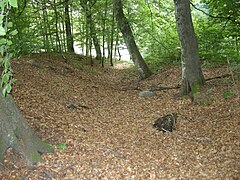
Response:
[[0, 53, 239, 179]]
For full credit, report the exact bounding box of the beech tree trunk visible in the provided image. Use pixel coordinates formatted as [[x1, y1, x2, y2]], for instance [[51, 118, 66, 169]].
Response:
[[113, 0, 152, 79], [81, 0, 102, 61], [53, 0, 62, 53], [174, 0, 205, 97], [65, 0, 74, 53], [90, 17, 102, 61], [0, 89, 53, 165]]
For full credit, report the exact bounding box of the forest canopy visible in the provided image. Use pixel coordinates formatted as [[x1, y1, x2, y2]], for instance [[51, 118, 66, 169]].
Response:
[[7, 0, 239, 67]]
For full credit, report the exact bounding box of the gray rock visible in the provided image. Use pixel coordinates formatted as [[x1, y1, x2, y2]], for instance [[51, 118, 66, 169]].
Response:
[[138, 91, 155, 97]]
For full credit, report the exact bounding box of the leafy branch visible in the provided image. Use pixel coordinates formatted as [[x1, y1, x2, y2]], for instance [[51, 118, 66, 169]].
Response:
[[190, 2, 240, 25], [0, 0, 18, 96]]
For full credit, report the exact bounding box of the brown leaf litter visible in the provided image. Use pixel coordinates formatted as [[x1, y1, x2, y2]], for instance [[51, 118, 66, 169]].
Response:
[[0, 53, 239, 179]]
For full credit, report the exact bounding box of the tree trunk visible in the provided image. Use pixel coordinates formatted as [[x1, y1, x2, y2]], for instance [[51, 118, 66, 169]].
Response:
[[89, 15, 102, 61], [53, 0, 61, 52], [65, 0, 74, 53], [173, 0, 204, 97], [81, 0, 102, 61], [113, 0, 152, 79], [42, 1, 50, 53], [101, 0, 108, 67], [0, 90, 53, 165]]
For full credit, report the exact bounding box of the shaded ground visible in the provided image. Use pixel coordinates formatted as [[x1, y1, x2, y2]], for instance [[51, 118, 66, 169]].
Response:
[[0, 54, 239, 179]]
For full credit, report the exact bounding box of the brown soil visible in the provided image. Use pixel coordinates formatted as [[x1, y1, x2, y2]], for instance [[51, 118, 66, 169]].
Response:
[[0, 54, 239, 179]]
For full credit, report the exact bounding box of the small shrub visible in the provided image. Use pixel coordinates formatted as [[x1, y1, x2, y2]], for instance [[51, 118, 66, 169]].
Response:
[[57, 143, 67, 150], [222, 91, 232, 100]]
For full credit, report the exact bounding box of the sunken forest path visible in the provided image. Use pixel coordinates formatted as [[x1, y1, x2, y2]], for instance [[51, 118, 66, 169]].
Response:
[[1, 54, 239, 179]]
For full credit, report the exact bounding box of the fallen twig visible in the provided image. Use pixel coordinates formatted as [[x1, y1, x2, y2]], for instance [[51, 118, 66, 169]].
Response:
[[150, 74, 232, 92], [205, 74, 231, 82], [99, 147, 126, 159], [150, 85, 180, 92]]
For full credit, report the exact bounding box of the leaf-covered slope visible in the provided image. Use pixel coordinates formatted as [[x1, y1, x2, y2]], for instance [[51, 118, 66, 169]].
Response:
[[1, 54, 239, 179]]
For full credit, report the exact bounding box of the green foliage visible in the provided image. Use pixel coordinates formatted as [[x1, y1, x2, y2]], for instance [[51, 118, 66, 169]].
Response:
[[0, 0, 18, 96], [145, 56, 181, 73], [222, 91, 232, 100], [9, 0, 18, 8], [49, 145, 55, 150], [57, 143, 67, 150], [195, 0, 240, 63], [4, 0, 239, 70], [194, 87, 215, 105], [229, 62, 240, 72], [0, 27, 6, 36]]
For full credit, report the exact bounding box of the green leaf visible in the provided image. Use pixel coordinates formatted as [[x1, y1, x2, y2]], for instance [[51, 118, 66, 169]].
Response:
[[222, 91, 232, 100], [2, 86, 7, 96], [0, 16, 4, 25], [6, 84, 12, 93], [2, 84, 12, 96], [7, 40, 12, 46], [10, 29, 18, 36], [0, 4, 4, 14], [49, 145, 54, 150], [1, 73, 9, 84], [0, 38, 7, 45], [57, 143, 67, 150], [7, 22, 13, 28], [8, 0, 18, 8], [0, 47, 4, 56], [0, 27, 6, 36]]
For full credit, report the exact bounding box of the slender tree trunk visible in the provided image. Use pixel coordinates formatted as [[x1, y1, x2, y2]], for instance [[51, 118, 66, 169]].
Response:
[[80, 0, 101, 62], [0, 89, 53, 165], [60, 15, 67, 53], [236, 37, 239, 59], [113, 0, 152, 79], [42, 2, 50, 53], [53, 0, 62, 53], [109, 8, 115, 66], [86, 8, 101, 61], [114, 31, 121, 61], [89, 13, 102, 61], [65, 0, 74, 53], [101, 0, 108, 67], [173, 0, 204, 98], [89, 32, 93, 66]]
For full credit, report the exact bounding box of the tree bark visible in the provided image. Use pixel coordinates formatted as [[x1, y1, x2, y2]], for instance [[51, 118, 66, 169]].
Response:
[[173, 0, 205, 97], [65, 0, 74, 53], [113, 0, 152, 79], [0, 90, 53, 165], [81, 0, 102, 61], [109, 9, 115, 66], [90, 16, 102, 61], [42, 0, 50, 53], [53, 0, 62, 53]]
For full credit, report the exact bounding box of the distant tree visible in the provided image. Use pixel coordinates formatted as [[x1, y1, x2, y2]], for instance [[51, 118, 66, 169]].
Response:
[[113, 0, 152, 79], [65, 0, 74, 52], [173, 0, 205, 98], [53, 0, 62, 53], [109, 8, 115, 66], [80, 0, 102, 62]]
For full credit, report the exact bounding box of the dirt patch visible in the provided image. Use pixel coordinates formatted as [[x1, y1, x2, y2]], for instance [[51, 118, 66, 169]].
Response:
[[1, 54, 239, 179], [113, 62, 133, 69]]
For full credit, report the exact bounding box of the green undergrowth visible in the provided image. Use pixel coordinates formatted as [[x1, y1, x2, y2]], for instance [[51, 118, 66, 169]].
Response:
[[145, 57, 180, 73]]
